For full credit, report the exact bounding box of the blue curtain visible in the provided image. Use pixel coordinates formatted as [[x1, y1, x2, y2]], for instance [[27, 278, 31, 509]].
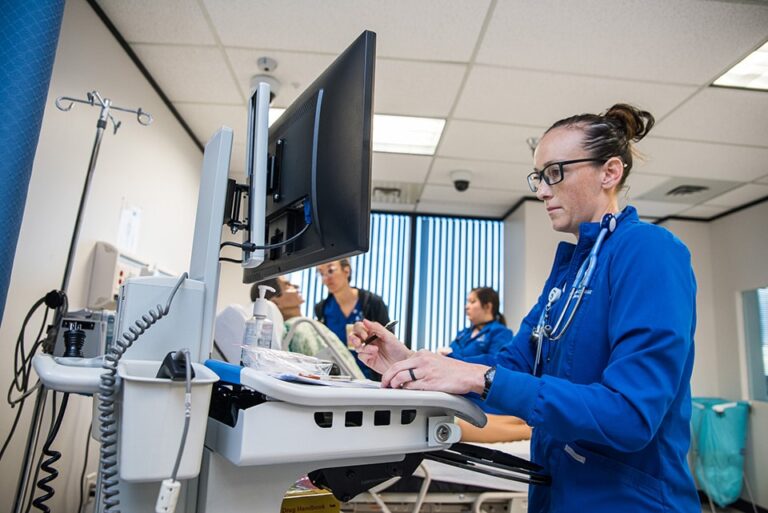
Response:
[[288, 213, 412, 341], [288, 213, 503, 348], [0, 0, 65, 323], [411, 216, 504, 351]]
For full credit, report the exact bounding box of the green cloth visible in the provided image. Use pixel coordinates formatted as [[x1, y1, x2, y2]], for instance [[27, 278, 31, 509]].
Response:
[[283, 317, 365, 380]]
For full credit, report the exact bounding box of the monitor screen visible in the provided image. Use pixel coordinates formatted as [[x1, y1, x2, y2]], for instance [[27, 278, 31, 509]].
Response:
[[243, 30, 376, 283]]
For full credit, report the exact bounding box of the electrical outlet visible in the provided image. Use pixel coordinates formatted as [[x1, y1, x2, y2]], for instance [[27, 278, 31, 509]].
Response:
[[85, 471, 97, 497]]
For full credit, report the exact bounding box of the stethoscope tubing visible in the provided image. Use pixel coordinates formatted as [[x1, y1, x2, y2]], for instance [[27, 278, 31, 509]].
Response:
[[532, 213, 618, 375]]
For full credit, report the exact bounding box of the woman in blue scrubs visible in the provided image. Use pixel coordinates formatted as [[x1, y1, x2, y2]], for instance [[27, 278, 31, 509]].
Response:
[[314, 259, 389, 379], [351, 104, 700, 512], [446, 287, 512, 359]]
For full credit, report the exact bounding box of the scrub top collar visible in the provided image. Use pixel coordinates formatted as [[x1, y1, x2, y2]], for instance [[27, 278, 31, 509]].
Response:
[[454, 319, 503, 348], [469, 320, 498, 339], [577, 205, 635, 243], [558, 206, 636, 252], [550, 206, 637, 283]]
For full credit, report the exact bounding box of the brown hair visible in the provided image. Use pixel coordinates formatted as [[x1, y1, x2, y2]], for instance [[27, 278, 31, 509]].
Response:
[[338, 258, 352, 283], [471, 287, 506, 326], [545, 103, 655, 188]]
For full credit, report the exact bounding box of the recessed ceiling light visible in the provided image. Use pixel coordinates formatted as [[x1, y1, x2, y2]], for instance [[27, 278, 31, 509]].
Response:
[[267, 110, 446, 155], [372, 115, 446, 155], [713, 41, 768, 91]]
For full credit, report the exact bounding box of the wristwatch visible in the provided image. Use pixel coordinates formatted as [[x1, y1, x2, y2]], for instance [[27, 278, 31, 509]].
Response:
[[482, 366, 496, 400]]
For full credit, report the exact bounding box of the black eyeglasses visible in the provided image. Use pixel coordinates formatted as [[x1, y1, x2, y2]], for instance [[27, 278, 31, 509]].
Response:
[[526, 158, 607, 193]]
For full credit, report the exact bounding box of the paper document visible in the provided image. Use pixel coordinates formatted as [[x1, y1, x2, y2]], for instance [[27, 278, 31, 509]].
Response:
[[272, 373, 381, 389]]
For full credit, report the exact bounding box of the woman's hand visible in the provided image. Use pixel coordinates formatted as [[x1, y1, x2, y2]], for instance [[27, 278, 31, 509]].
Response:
[[348, 319, 413, 374], [381, 349, 488, 395]]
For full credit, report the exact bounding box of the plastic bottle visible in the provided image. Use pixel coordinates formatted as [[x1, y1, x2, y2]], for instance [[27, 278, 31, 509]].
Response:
[[240, 284, 276, 366]]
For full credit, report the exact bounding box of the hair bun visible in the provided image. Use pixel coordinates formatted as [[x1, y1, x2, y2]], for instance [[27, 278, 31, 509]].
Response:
[[605, 103, 655, 142]]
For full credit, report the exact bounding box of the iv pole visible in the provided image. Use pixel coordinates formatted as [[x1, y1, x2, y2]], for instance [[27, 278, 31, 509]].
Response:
[[11, 91, 152, 513], [55, 91, 153, 294]]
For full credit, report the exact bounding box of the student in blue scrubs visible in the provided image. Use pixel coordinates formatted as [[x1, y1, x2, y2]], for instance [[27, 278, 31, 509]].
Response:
[[446, 287, 512, 359], [350, 104, 700, 512], [314, 259, 389, 378]]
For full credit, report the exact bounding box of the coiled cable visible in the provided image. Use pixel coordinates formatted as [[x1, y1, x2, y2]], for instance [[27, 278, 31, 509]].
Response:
[[2, 291, 67, 464], [97, 273, 188, 513], [31, 392, 70, 512], [170, 349, 192, 482]]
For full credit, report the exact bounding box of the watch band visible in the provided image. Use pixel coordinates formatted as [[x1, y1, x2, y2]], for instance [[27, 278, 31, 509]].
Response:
[[482, 366, 496, 400]]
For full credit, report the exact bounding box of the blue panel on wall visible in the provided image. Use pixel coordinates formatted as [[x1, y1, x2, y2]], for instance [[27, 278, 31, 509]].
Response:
[[0, 0, 66, 323]]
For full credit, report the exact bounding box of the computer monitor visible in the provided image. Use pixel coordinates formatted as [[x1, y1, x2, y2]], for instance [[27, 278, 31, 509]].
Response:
[[243, 30, 376, 283]]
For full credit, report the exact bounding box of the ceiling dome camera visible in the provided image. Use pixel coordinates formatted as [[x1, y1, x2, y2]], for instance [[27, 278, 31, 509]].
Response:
[[450, 170, 472, 192]]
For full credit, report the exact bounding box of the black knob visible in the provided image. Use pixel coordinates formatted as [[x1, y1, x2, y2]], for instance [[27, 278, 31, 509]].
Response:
[[63, 327, 86, 358]]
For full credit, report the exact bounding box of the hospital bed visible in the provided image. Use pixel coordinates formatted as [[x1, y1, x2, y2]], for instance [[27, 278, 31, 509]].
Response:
[[344, 440, 531, 513]]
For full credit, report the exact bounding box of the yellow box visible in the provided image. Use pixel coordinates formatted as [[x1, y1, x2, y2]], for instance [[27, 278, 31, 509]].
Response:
[[280, 488, 340, 513]]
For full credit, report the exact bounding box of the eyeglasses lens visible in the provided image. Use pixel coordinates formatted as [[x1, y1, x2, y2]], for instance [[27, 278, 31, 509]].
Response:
[[543, 163, 562, 185], [527, 173, 541, 192]]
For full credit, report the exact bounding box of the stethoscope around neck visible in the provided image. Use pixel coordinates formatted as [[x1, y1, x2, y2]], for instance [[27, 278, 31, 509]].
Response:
[[531, 212, 620, 376]]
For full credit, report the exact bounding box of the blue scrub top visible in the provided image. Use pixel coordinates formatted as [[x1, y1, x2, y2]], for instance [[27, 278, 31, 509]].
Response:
[[323, 295, 363, 343], [449, 320, 512, 360], [322, 296, 375, 378], [462, 206, 699, 512]]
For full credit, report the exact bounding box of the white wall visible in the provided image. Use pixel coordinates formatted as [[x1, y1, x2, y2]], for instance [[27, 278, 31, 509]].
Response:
[[0, 1, 203, 510], [503, 200, 569, 331], [663, 219, 720, 398], [697, 201, 768, 506], [503, 201, 767, 508]]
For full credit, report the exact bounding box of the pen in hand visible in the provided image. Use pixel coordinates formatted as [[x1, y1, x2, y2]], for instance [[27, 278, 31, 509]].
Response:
[[360, 320, 398, 346]]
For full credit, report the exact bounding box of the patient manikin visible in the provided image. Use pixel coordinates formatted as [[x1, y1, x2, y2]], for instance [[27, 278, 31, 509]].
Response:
[[214, 301, 285, 363], [214, 277, 364, 379]]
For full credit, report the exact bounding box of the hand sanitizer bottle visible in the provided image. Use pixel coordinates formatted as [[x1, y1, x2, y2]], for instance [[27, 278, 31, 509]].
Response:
[[240, 284, 275, 366]]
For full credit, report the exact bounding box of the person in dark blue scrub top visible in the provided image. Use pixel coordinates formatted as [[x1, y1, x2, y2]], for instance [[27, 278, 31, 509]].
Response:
[[314, 259, 389, 379], [446, 287, 512, 359], [350, 104, 700, 512]]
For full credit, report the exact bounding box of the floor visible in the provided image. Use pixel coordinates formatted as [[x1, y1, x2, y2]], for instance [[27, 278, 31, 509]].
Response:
[[702, 506, 748, 513]]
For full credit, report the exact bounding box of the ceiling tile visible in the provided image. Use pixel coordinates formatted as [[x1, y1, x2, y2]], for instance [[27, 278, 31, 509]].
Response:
[[226, 53, 466, 118], [677, 204, 729, 219], [202, 0, 489, 61], [175, 103, 247, 145], [636, 137, 768, 182], [372, 153, 432, 183], [132, 44, 242, 103], [438, 120, 536, 163], [653, 87, 768, 147], [96, 0, 216, 45], [416, 199, 512, 218], [429, 158, 531, 193], [419, 184, 521, 217], [225, 48, 334, 108], [622, 174, 671, 202], [637, 177, 742, 205], [477, 0, 768, 85], [703, 183, 768, 207], [631, 199, 692, 218], [375, 59, 466, 118], [372, 181, 423, 208], [455, 66, 696, 127]]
